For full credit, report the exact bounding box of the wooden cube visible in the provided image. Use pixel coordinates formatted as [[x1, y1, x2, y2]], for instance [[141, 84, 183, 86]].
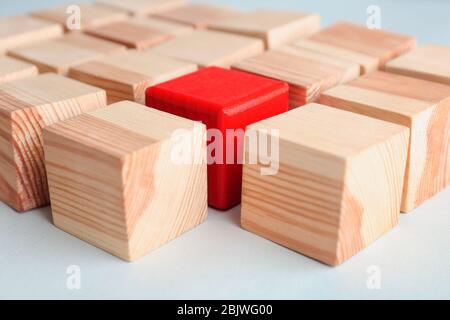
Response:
[[232, 45, 360, 108], [0, 16, 63, 53], [241, 104, 410, 266], [294, 22, 416, 73], [7, 34, 124, 75], [320, 71, 450, 212], [0, 73, 106, 212], [43, 101, 207, 261], [97, 0, 185, 16], [32, 4, 128, 31], [69, 49, 197, 104], [0, 56, 38, 84], [146, 67, 289, 210], [385, 45, 450, 85], [150, 30, 264, 68], [209, 9, 320, 49], [153, 3, 241, 29], [85, 17, 193, 49]]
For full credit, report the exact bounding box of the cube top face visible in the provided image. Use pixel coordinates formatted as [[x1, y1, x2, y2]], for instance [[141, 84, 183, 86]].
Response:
[[7, 39, 105, 75], [60, 32, 127, 55], [44, 100, 207, 261], [84, 17, 191, 49], [154, 3, 242, 29], [291, 38, 379, 74], [309, 22, 416, 67], [0, 55, 38, 84], [322, 71, 450, 122], [97, 0, 185, 16], [150, 30, 264, 68], [45, 101, 201, 156], [69, 50, 197, 104], [0, 16, 63, 53], [232, 45, 360, 106], [209, 10, 320, 49], [147, 67, 289, 116], [248, 103, 408, 160], [242, 103, 410, 265], [0, 73, 105, 113], [385, 45, 450, 86], [32, 4, 128, 30]]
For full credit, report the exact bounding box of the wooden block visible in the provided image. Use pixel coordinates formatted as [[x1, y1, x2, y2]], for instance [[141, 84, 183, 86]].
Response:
[[7, 34, 124, 75], [43, 101, 207, 261], [0, 73, 107, 212], [97, 0, 185, 16], [232, 45, 360, 108], [146, 67, 289, 210], [69, 49, 197, 104], [32, 4, 128, 31], [307, 22, 416, 69], [290, 38, 379, 74], [320, 71, 450, 212], [385, 45, 450, 85], [84, 17, 192, 49], [0, 16, 63, 53], [241, 103, 410, 266], [0, 55, 38, 84], [150, 30, 264, 68], [153, 3, 242, 29], [209, 9, 320, 49]]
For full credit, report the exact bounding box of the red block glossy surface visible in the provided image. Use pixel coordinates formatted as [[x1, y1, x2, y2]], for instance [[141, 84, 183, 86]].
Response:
[[146, 67, 289, 210]]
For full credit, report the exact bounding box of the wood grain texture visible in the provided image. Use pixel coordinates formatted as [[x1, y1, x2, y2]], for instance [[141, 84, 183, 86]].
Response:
[[0, 73, 106, 212], [69, 49, 197, 104], [150, 30, 264, 68], [7, 33, 124, 75], [308, 21, 416, 69], [0, 16, 63, 53], [85, 17, 192, 49], [385, 45, 450, 86], [209, 9, 320, 49], [32, 4, 128, 31], [0, 55, 38, 84], [153, 3, 242, 29], [320, 71, 450, 212], [290, 38, 379, 74], [232, 45, 360, 108], [241, 103, 409, 266], [43, 101, 208, 261], [97, 0, 185, 16]]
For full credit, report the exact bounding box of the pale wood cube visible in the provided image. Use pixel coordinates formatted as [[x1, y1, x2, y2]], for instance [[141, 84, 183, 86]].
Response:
[[320, 71, 450, 212], [0, 73, 106, 212], [69, 49, 197, 104], [385, 44, 450, 85], [32, 4, 128, 31], [209, 9, 320, 49], [232, 45, 359, 108], [0, 56, 38, 84], [292, 22, 416, 74], [7, 34, 125, 75], [85, 17, 193, 49], [150, 30, 264, 68], [0, 16, 63, 53], [43, 101, 207, 261], [241, 104, 410, 266], [153, 3, 241, 29], [97, 0, 185, 16]]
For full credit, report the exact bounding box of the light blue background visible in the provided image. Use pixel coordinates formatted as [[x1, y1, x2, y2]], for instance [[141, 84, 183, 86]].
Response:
[[0, 0, 449, 300]]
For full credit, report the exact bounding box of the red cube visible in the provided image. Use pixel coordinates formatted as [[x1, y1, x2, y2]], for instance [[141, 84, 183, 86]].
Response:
[[146, 67, 288, 210]]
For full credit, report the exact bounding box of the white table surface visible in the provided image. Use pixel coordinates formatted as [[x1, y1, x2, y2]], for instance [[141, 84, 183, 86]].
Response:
[[0, 0, 449, 300]]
